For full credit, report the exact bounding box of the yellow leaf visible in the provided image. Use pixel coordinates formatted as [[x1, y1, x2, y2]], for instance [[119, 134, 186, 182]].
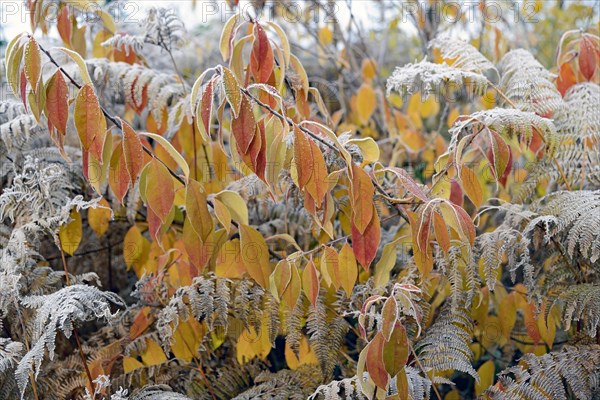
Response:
[[361, 58, 377, 81], [373, 242, 397, 289], [88, 198, 112, 237], [123, 226, 149, 271], [215, 239, 246, 279], [122, 356, 144, 373], [170, 319, 205, 362], [318, 26, 333, 46], [239, 224, 272, 288], [140, 339, 167, 366], [347, 137, 380, 165], [447, 108, 460, 127], [236, 314, 271, 364], [339, 244, 358, 297], [356, 84, 377, 125], [460, 166, 484, 208], [387, 92, 403, 108], [285, 336, 318, 369], [215, 190, 249, 225], [59, 210, 82, 255], [475, 360, 495, 396]]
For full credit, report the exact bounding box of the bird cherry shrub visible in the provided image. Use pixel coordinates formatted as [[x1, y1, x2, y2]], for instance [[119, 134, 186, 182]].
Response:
[[1, 2, 600, 400]]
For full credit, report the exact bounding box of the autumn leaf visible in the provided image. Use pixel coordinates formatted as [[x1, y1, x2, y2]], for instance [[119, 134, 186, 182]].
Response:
[[185, 179, 213, 241], [74, 84, 106, 158], [350, 164, 374, 234], [88, 198, 112, 237], [579, 35, 597, 81], [356, 84, 376, 125], [383, 322, 409, 377], [351, 204, 380, 270], [45, 71, 69, 135], [145, 158, 175, 223], [366, 332, 389, 390], [232, 95, 256, 154], [339, 243, 358, 297], [24, 37, 41, 92], [239, 224, 272, 289], [302, 259, 319, 307], [59, 209, 82, 255], [250, 22, 274, 83], [120, 118, 145, 185]]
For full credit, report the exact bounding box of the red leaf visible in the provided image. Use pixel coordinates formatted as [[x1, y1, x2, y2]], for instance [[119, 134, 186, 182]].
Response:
[[250, 22, 274, 84], [449, 178, 463, 207], [351, 204, 380, 270], [45, 71, 69, 135], [57, 6, 72, 46], [121, 119, 145, 185], [231, 95, 256, 154], [185, 179, 213, 241], [24, 37, 41, 92], [579, 35, 597, 81], [146, 158, 175, 223]]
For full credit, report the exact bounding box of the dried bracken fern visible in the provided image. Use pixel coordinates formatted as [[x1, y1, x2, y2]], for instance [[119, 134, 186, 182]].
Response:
[[481, 345, 600, 400]]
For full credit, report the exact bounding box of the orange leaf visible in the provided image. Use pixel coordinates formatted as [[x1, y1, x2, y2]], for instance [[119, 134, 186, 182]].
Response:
[[302, 259, 319, 307], [121, 118, 145, 185], [146, 158, 175, 223], [432, 211, 450, 254], [183, 218, 212, 271], [271, 259, 292, 299], [250, 22, 274, 83], [24, 37, 41, 92], [74, 84, 106, 157], [350, 164, 374, 234], [45, 71, 69, 135], [186, 180, 213, 241], [557, 62, 577, 96], [366, 332, 389, 390], [108, 143, 129, 203], [460, 166, 483, 208], [381, 296, 398, 340]]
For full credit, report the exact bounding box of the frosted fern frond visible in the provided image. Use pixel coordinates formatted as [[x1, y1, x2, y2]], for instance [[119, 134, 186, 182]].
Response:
[[156, 274, 231, 348], [524, 190, 600, 263], [0, 100, 27, 125], [386, 60, 489, 99], [231, 366, 322, 400], [309, 376, 366, 400], [554, 284, 600, 337], [1, 114, 47, 152], [143, 7, 187, 51], [429, 37, 497, 74], [448, 108, 559, 156], [86, 59, 185, 127], [557, 83, 600, 142], [15, 285, 124, 396], [481, 345, 600, 400], [101, 34, 145, 56], [0, 338, 24, 374], [129, 384, 191, 400], [307, 294, 348, 378], [476, 227, 530, 291], [498, 49, 563, 117], [415, 303, 478, 382]]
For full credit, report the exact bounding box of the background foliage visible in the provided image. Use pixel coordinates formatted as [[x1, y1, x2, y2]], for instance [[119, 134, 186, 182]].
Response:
[[1, 1, 599, 399]]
